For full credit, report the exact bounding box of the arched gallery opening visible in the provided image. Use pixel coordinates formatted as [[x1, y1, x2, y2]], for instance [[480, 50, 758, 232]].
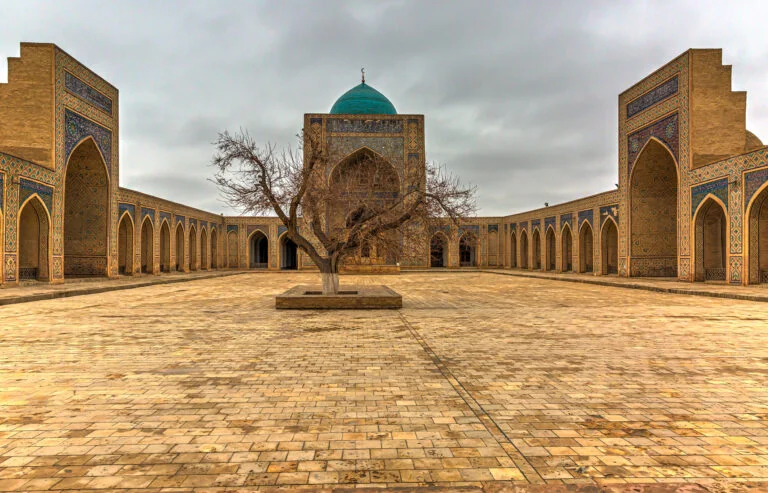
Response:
[[140, 218, 154, 274], [175, 224, 184, 271], [459, 233, 477, 267], [189, 226, 197, 271], [545, 227, 556, 271], [748, 185, 768, 284], [249, 231, 269, 268], [200, 229, 208, 270], [227, 231, 239, 268], [579, 222, 593, 273], [159, 221, 171, 273], [117, 212, 133, 275], [601, 219, 619, 275], [629, 138, 678, 277], [280, 234, 298, 270], [210, 228, 218, 269], [430, 233, 448, 268], [532, 228, 541, 270], [18, 196, 50, 281], [695, 198, 727, 282], [63, 138, 109, 277], [509, 231, 517, 268], [561, 225, 573, 272], [520, 230, 529, 269]]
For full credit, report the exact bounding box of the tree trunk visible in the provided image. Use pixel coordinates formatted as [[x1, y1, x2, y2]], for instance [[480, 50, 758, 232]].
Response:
[[321, 272, 339, 295]]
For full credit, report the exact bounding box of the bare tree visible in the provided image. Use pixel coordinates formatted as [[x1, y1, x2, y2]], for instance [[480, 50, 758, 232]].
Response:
[[212, 128, 476, 294]]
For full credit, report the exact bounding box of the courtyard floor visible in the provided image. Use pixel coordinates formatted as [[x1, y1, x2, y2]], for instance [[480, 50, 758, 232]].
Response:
[[0, 272, 767, 491]]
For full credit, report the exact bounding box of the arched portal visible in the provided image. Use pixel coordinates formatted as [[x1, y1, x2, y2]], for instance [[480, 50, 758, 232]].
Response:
[[280, 234, 298, 270], [532, 228, 541, 270], [629, 138, 678, 277], [189, 225, 198, 271], [227, 231, 239, 268], [579, 222, 594, 273], [520, 230, 528, 269], [210, 228, 218, 269], [430, 233, 448, 268], [249, 230, 269, 269], [545, 227, 556, 271], [601, 219, 619, 275], [694, 197, 727, 281], [175, 223, 185, 271], [459, 232, 477, 267], [487, 230, 498, 267], [18, 196, 50, 281], [140, 218, 154, 274], [748, 184, 768, 284], [561, 225, 573, 272], [117, 212, 134, 275], [201, 229, 208, 270], [510, 231, 517, 268], [64, 138, 109, 277], [159, 221, 171, 273]]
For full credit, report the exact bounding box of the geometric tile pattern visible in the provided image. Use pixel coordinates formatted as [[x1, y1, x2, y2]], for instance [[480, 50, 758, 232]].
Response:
[[599, 205, 618, 225], [691, 178, 728, 216], [544, 216, 555, 231], [64, 109, 112, 173], [19, 178, 53, 215], [626, 75, 678, 118], [118, 202, 135, 221], [578, 209, 593, 228], [488, 224, 498, 233], [744, 167, 768, 210], [560, 213, 572, 229], [64, 71, 113, 115], [627, 113, 679, 176], [141, 207, 155, 223]]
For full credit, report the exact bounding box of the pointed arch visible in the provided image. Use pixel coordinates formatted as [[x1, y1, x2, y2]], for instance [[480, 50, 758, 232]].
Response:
[[175, 222, 185, 272], [279, 231, 298, 270], [189, 224, 198, 271], [628, 136, 679, 277], [117, 210, 134, 275], [159, 219, 171, 273], [560, 223, 573, 272], [519, 229, 529, 269], [747, 179, 768, 284], [210, 227, 218, 269], [430, 231, 449, 268], [17, 194, 51, 281], [531, 227, 541, 270], [579, 221, 594, 273], [328, 146, 398, 185], [248, 229, 269, 269], [140, 216, 154, 274], [458, 231, 478, 267], [600, 216, 619, 275], [545, 225, 556, 271], [200, 227, 209, 270], [227, 230, 239, 268], [487, 229, 499, 267], [63, 137, 110, 277], [509, 230, 517, 268], [693, 194, 728, 282]]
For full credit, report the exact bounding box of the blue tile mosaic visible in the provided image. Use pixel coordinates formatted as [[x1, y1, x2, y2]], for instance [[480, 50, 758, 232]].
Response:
[[227, 225, 238, 233], [19, 178, 53, 214], [600, 204, 619, 225], [544, 216, 556, 230], [159, 211, 171, 225], [745, 168, 768, 210], [627, 75, 678, 118], [560, 213, 572, 229], [326, 119, 403, 133], [64, 109, 112, 172], [578, 209, 593, 228], [488, 224, 498, 233], [691, 178, 728, 216], [118, 203, 135, 221], [175, 215, 185, 225], [278, 225, 287, 237], [64, 71, 113, 115], [141, 207, 154, 222]]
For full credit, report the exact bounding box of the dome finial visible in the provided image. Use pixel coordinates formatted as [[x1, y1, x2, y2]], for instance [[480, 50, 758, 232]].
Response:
[[361, 67, 365, 84]]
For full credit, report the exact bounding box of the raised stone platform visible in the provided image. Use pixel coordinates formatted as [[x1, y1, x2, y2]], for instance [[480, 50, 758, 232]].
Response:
[[275, 284, 402, 309]]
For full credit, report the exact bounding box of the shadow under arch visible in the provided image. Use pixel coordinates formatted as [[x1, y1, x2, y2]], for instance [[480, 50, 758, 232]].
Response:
[[17, 194, 52, 281], [578, 220, 594, 273], [560, 222, 573, 272], [429, 231, 449, 268], [140, 216, 154, 274], [600, 216, 619, 275], [117, 210, 134, 275], [628, 136, 680, 277], [278, 231, 298, 270], [545, 225, 556, 271], [458, 231, 478, 267], [692, 193, 728, 282], [175, 222, 185, 272], [519, 229, 529, 269], [248, 229, 269, 269]]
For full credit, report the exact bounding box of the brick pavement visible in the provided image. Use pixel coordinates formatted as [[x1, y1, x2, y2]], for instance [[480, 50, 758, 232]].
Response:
[[0, 272, 767, 491]]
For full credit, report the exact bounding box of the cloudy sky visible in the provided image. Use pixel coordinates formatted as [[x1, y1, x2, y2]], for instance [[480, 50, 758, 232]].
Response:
[[3, 0, 767, 216]]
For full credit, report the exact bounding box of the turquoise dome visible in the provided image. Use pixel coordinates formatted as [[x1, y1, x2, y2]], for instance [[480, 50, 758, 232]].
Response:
[[330, 82, 397, 115]]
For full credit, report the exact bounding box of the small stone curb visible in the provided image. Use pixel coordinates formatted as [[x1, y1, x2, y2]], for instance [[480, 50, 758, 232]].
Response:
[[484, 269, 768, 303]]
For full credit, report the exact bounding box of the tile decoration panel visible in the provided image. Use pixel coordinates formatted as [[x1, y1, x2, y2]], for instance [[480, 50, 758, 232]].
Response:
[[19, 179, 53, 214], [600, 205, 619, 226], [326, 119, 403, 134], [118, 203, 135, 221], [488, 224, 498, 233], [278, 225, 287, 237], [200, 220, 208, 231], [544, 216, 556, 231], [745, 167, 768, 210], [730, 256, 742, 284], [519, 221, 527, 232], [189, 218, 197, 229], [560, 213, 572, 229], [691, 178, 728, 216], [64, 71, 113, 115], [0, 173, 4, 211], [627, 113, 679, 175], [627, 76, 678, 119], [175, 215, 185, 226], [578, 210, 593, 228], [509, 223, 516, 231], [247, 224, 269, 236], [64, 109, 112, 173], [531, 219, 540, 229], [141, 207, 154, 223], [227, 224, 239, 233], [159, 211, 171, 226], [458, 225, 479, 237], [430, 225, 451, 236]]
